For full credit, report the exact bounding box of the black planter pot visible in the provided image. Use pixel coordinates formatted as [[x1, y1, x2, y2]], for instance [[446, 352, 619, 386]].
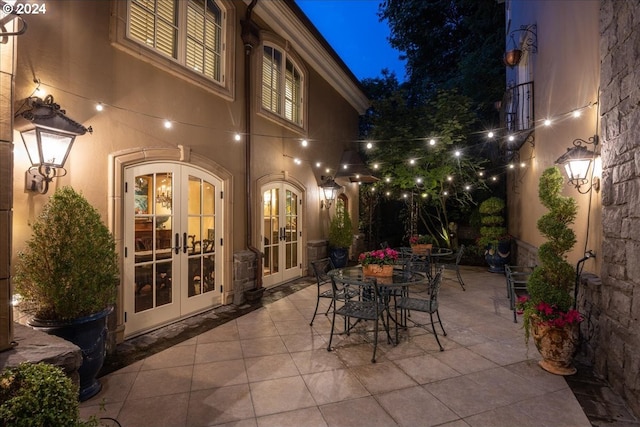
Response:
[[29, 307, 112, 401], [485, 241, 511, 273], [244, 287, 265, 303], [329, 247, 349, 268]]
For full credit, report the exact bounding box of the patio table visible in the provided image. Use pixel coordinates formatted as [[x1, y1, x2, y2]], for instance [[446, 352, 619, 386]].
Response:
[[328, 265, 429, 344]]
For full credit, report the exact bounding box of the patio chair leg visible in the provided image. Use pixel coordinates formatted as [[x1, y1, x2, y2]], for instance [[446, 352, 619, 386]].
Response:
[[457, 270, 466, 291], [310, 297, 321, 326], [327, 310, 337, 352], [372, 319, 378, 363], [436, 310, 447, 336], [430, 312, 445, 351], [324, 298, 334, 316]]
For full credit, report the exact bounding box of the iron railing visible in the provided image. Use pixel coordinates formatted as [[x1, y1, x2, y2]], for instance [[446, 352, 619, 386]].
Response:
[[501, 81, 534, 133]]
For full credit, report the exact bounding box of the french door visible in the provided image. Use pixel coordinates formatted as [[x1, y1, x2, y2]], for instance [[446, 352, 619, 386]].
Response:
[[123, 163, 223, 337], [261, 183, 303, 288]]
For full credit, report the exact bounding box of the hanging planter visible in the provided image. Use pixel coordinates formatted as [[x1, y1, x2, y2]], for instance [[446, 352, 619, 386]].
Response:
[[504, 48, 522, 67]]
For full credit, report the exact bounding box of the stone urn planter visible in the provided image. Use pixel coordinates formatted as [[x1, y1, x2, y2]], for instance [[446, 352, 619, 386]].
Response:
[[531, 314, 580, 375]]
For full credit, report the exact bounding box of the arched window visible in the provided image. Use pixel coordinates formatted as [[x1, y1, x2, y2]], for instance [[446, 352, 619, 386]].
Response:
[[261, 43, 304, 126]]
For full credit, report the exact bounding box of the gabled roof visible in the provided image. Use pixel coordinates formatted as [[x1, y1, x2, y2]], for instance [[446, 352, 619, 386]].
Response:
[[251, 0, 370, 114]]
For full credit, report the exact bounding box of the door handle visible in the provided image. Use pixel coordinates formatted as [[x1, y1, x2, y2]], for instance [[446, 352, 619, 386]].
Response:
[[174, 233, 180, 254], [280, 227, 285, 241], [183, 233, 187, 253]]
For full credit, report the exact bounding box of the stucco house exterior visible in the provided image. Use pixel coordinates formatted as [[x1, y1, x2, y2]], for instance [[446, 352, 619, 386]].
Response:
[[503, 0, 639, 416], [0, 0, 368, 346]]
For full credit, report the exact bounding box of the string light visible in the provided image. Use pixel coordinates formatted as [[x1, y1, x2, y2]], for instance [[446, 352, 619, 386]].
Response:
[[27, 78, 586, 195]]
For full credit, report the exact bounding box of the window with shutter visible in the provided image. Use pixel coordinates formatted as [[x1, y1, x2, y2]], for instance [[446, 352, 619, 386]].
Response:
[[127, 0, 225, 85], [261, 44, 304, 127]]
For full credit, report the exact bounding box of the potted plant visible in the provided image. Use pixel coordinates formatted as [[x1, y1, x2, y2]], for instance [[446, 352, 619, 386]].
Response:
[[478, 196, 510, 273], [328, 208, 353, 268], [0, 362, 101, 426], [515, 167, 583, 375], [358, 248, 399, 277], [14, 186, 119, 401], [409, 234, 435, 255]]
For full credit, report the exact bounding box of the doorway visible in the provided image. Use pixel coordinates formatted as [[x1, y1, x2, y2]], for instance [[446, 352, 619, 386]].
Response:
[[123, 163, 223, 336], [261, 182, 303, 288]]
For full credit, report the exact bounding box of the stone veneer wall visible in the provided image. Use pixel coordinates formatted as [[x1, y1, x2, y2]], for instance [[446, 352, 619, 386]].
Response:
[[594, 0, 640, 416]]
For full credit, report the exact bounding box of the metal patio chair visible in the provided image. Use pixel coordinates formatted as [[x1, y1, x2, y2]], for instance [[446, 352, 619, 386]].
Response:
[[436, 244, 466, 291], [505, 264, 535, 322], [309, 258, 357, 326], [327, 275, 389, 363], [396, 266, 447, 351]]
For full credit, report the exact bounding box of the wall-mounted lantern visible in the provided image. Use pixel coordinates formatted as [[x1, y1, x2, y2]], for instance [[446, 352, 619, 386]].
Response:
[[16, 95, 91, 194], [555, 135, 600, 194], [319, 176, 342, 209]]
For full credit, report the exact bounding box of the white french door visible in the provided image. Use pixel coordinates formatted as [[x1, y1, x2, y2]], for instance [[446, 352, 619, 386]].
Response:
[[261, 183, 303, 288], [123, 163, 223, 337]]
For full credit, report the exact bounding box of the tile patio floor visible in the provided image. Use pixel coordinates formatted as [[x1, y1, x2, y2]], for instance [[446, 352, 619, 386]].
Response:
[[80, 266, 593, 427]]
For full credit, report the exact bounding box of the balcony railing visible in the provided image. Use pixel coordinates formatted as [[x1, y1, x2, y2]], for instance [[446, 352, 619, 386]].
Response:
[[501, 81, 534, 133]]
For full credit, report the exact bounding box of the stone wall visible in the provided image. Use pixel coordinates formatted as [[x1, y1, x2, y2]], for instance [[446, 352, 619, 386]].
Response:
[[232, 250, 258, 305], [595, 0, 640, 416]]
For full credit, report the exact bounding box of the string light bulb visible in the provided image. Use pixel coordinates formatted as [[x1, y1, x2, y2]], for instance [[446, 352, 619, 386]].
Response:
[[487, 131, 494, 138], [164, 120, 172, 129], [301, 139, 308, 147], [234, 133, 241, 141], [95, 103, 104, 112], [429, 139, 436, 146]]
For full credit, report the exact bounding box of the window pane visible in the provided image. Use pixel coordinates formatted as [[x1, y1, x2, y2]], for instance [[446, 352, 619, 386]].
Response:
[[186, 0, 223, 82]]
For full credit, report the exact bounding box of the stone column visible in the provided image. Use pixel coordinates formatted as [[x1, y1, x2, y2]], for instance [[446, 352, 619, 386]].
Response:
[[0, 21, 17, 351]]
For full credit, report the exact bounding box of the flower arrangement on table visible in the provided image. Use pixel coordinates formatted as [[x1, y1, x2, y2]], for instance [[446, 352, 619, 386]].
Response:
[[358, 248, 399, 266], [409, 235, 435, 245]]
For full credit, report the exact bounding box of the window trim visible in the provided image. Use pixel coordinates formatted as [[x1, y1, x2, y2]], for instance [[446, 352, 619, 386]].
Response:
[[257, 35, 307, 132], [110, 0, 235, 101]]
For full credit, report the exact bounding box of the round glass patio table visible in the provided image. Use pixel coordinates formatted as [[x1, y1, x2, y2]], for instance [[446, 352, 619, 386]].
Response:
[[327, 265, 429, 344]]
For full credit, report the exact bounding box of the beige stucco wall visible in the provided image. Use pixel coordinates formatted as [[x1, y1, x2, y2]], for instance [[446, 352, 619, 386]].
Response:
[[506, 0, 602, 275], [10, 0, 365, 339]]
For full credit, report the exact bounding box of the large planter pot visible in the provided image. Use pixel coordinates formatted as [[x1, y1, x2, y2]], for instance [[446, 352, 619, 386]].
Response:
[[485, 241, 511, 273], [329, 247, 349, 268], [531, 314, 580, 375], [244, 287, 265, 303], [29, 307, 112, 401]]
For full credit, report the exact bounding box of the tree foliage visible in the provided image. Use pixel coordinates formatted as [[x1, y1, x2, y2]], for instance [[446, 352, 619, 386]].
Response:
[[357, 0, 506, 249]]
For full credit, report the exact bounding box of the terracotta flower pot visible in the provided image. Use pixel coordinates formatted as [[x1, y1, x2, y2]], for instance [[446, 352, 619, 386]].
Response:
[[531, 314, 580, 375], [362, 264, 394, 278], [411, 243, 432, 255]]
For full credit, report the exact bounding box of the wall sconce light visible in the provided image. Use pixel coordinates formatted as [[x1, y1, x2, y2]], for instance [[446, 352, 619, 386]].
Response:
[[555, 135, 600, 194], [16, 95, 91, 194], [319, 176, 342, 209]]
